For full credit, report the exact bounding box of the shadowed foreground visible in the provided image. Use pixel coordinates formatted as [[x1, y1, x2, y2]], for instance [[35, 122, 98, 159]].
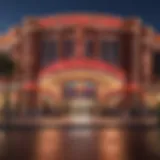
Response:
[[0, 126, 160, 160]]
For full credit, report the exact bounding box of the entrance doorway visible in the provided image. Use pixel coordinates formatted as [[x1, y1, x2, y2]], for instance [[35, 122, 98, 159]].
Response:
[[69, 97, 95, 116], [64, 81, 96, 117]]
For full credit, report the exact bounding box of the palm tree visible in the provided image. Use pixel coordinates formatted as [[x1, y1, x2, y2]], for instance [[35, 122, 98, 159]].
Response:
[[0, 52, 15, 117]]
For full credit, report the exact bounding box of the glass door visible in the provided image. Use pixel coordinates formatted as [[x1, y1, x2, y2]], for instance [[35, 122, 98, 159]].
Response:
[[64, 81, 96, 116]]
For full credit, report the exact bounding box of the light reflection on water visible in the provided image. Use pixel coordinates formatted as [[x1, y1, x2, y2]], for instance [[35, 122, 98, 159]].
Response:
[[34, 130, 63, 160], [146, 130, 160, 156], [0, 128, 160, 160], [99, 129, 128, 160]]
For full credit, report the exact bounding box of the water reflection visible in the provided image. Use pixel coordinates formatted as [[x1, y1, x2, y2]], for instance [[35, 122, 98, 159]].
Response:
[[5, 130, 37, 160], [146, 130, 160, 157], [0, 128, 159, 160], [34, 130, 63, 160], [62, 128, 98, 160], [0, 132, 7, 160], [99, 129, 128, 160]]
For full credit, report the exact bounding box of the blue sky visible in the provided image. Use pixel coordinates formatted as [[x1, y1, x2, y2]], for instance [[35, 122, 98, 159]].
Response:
[[0, 0, 160, 33]]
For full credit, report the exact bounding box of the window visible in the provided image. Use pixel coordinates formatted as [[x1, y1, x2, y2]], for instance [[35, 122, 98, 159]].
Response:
[[110, 41, 120, 65], [85, 39, 95, 58], [100, 40, 110, 61], [46, 40, 57, 62], [40, 34, 57, 68], [61, 28, 75, 59], [84, 29, 98, 58], [100, 40, 119, 65], [62, 39, 74, 58]]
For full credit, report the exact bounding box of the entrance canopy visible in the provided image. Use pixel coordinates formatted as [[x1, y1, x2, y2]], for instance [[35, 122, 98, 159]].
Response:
[[38, 59, 125, 106], [39, 59, 124, 79]]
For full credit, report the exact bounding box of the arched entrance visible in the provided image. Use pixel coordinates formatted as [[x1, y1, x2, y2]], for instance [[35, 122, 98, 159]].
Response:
[[64, 81, 97, 116], [38, 59, 125, 116]]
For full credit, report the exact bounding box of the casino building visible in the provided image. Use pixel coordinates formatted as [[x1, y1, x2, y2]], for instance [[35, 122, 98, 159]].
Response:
[[0, 13, 160, 114]]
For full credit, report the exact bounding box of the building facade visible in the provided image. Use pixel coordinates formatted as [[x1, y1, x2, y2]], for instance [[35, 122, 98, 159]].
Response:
[[0, 13, 160, 114]]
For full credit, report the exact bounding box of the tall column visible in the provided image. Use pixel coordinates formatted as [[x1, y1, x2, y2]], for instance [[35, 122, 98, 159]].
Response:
[[119, 18, 142, 108], [11, 27, 23, 111], [11, 27, 22, 80], [140, 27, 154, 88], [20, 18, 42, 113], [57, 29, 64, 59], [93, 31, 100, 59], [75, 26, 84, 58]]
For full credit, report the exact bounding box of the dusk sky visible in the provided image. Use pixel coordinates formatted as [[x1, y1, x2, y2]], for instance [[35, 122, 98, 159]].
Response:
[[0, 0, 160, 33]]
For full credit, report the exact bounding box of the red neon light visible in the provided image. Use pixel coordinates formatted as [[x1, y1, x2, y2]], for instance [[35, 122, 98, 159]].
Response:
[[39, 59, 124, 79], [39, 14, 122, 29], [23, 83, 144, 97]]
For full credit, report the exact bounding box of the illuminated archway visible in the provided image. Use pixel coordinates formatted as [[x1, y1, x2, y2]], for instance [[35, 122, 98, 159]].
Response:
[[37, 59, 125, 107]]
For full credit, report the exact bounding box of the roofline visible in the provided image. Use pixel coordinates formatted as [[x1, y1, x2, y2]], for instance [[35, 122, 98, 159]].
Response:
[[28, 12, 123, 20]]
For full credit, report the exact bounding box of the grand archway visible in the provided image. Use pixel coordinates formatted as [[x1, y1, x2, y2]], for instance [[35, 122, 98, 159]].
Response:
[[37, 59, 125, 115]]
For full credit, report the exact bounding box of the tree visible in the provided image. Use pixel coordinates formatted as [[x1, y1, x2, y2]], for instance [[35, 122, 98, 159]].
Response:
[[0, 52, 15, 116], [0, 53, 15, 77]]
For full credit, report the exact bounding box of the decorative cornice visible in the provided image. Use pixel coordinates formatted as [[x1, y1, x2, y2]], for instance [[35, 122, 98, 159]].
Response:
[[142, 26, 154, 36], [22, 17, 42, 34], [141, 26, 155, 45], [122, 18, 142, 34], [38, 14, 123, 30]]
